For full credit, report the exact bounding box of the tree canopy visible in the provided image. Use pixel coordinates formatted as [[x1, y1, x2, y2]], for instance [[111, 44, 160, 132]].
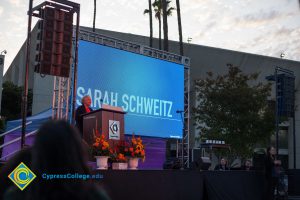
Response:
[[1, 81, 32, 121], [194, 65, 275, 158]]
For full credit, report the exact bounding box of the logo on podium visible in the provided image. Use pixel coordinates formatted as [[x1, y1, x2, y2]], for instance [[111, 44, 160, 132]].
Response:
[[109, 120, 120, 140]]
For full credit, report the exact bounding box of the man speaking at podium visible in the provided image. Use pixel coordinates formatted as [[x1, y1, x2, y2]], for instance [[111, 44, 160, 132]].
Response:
[[75, 95, 93, 137]]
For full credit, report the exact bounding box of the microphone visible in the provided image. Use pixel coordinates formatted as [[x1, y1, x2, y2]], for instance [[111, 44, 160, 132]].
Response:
[[176, 110, 184, 113]]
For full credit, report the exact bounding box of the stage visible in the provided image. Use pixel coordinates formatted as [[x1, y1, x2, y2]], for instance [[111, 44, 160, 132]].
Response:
[[93, 170, 265, 200]]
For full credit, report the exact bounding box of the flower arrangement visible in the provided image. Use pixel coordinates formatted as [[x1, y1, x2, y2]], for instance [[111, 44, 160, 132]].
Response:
[[111, 141, 129, 162], [111, 153, 127, 163], [92, 134, 111, 156], [128, 135, 145, 161]]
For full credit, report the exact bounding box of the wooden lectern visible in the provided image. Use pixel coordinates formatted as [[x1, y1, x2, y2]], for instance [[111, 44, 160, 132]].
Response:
[[82, 105, 126, 147]]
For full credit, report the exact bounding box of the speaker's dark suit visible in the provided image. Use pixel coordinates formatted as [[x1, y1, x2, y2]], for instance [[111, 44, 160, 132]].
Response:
[[75, 105, 93, 136]]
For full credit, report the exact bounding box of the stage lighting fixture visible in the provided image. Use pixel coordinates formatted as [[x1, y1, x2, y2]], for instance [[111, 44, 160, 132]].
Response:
[[0, 50, 7, 55]]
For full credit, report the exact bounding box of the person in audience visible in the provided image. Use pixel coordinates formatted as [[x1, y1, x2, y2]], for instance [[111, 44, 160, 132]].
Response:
[[241, 159, 253, 171], [75, 95, 93, 136], [4, 120, 110, 200], [214, 157, 229, 171], [265, 146, 281, 200], [0, 147, 32, 199]]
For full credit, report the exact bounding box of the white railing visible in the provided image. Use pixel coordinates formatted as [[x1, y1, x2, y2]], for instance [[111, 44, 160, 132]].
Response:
[[0, 124, 37, 161], [0, 121, 33, 139], [0, 130, 37, 150]]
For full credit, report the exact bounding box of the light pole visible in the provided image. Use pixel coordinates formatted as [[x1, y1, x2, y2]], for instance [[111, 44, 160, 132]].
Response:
[[21, 0, 33, 149], [0, 50, 6, 114], [274, 67, 295, 167], [0, 50, 7, 55]]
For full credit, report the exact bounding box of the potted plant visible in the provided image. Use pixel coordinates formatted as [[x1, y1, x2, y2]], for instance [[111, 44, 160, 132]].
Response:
[[127, 135, 145, 170], [110, 141, 129, 170], [111, 153, 128, 170], [92, 134, 111, 170]]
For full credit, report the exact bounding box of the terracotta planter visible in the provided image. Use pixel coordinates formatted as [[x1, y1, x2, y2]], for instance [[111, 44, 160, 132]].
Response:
[[95, 156, 109, 170], [128, 157, 139, 170], [112, 162, 128, 170]]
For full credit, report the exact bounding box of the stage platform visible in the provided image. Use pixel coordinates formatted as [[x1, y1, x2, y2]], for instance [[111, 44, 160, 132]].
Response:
[[93, 170, 265, 200]]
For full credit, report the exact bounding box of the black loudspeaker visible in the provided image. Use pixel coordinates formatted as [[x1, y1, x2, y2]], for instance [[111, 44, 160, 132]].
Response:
[[35, 7, 73, 78], [190, 157, 211, 170], [190, 148, 211, 170], [189, 148, 201, 162], [163, 157, 181, 170]]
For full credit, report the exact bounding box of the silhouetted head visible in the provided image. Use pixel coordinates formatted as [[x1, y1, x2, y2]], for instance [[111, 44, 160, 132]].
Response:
[[32, 120, 89, 174], [26, 120, 93, 200]]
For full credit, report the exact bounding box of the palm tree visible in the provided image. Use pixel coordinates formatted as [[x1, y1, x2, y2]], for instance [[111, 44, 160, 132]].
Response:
[[151, 0, 174, 50], [143, 0, 153, 47], [162, 0, 169, 51], [153, 0, 162, 49], [176, 0, 184, 55], [93, 0, 96, 32]]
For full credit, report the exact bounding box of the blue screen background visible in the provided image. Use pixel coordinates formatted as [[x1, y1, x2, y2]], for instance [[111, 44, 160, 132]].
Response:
[[77, 40, 184, 138]]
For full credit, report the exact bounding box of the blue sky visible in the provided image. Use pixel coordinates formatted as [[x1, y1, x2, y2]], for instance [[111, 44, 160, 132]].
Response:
[[0, 0, 300, 73]]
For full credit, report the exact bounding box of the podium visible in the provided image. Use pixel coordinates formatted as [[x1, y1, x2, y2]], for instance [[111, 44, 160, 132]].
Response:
[[82, 105, 126, 147]]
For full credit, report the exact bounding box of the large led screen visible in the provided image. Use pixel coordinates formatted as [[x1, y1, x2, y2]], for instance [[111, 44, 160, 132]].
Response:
[[77, 40, 184, 138]]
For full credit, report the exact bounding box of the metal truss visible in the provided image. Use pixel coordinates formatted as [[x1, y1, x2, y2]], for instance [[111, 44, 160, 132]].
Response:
[[77, 29, 190, 67], [52, 76, 70, 120], [183, 67, 190, 168], [176, 67, 190, 168], [67, 39, 77, 123]]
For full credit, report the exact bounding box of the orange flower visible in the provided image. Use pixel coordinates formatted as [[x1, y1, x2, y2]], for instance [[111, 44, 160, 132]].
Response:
[[141, 150, 145, 156], [132, 137, 137, 145], [93, 142, 99, 147], [118, 153, 125, 159], [137, 137, 142, 143], [103, 141, 109, 148], [92, 134, 111, 156]]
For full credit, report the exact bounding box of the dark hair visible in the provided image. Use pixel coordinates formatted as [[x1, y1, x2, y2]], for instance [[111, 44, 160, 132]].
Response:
[[266, 146, 274, 157], [28, 120, 92, 200], [220, 157, 227, 163]]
